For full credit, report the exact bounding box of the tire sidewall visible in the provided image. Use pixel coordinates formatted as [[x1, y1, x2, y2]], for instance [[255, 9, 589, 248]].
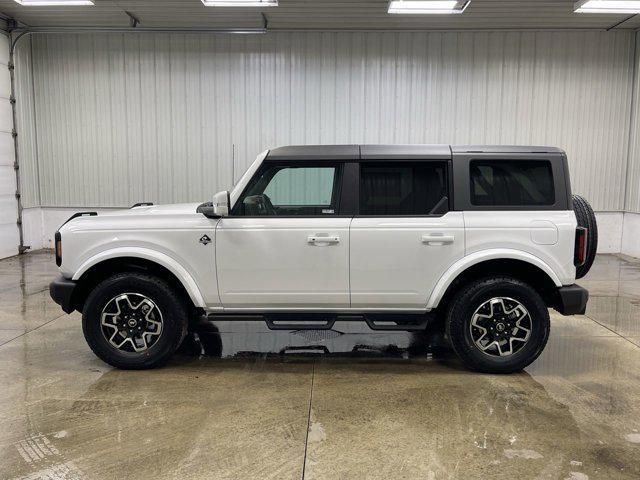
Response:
[[448, 279, 550, 373], [82, 274, 186, 369]]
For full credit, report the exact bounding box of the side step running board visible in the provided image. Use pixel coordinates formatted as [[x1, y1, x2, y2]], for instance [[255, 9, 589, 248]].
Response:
[[265, 314, 336, 330], [206, 312, 434, 332], [364, 315, 430, 331]]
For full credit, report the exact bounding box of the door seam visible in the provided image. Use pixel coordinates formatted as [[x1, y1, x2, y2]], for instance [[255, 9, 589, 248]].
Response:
[[348, 216, 354, 308], [213, 220, 224, 307]]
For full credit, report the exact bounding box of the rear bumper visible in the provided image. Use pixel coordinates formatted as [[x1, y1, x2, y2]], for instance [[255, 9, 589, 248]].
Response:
[[49, 276, 77, 314], [554, 284, 589, 316]]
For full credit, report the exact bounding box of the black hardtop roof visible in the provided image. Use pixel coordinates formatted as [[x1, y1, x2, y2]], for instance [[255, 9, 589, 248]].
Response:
[[265, 144, 565, 161], [451, 145, 565, 155], [266, 145, 360, 160]]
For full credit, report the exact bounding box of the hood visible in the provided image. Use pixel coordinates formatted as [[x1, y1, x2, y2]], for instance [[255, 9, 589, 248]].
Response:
[[98, 203, 202, 217], [58, 202, 208, 234]]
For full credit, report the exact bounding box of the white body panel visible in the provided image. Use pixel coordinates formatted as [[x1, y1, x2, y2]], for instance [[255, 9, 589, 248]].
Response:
[[55, 152, 579, 314], [350, 212, 465, 309], [216, 217, 351, 309], [58, 203, 220, 309], [463, 211, 577, 286]]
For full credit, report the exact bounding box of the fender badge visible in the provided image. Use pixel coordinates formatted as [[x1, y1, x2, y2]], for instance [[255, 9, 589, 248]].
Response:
[[199, 234, 211, 245]]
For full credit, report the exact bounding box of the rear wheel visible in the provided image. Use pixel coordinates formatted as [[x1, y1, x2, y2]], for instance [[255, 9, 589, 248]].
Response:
[[446, 277, 550, 374], [82, 273, 188, 369]]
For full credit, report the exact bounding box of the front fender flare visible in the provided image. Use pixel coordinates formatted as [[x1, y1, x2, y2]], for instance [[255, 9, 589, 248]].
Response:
[[426, 249, 563, 310], [72, 247, 206, 308]]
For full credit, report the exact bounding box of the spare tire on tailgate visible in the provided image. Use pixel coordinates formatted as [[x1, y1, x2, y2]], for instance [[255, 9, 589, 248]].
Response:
[[572, 195, 598, 279]]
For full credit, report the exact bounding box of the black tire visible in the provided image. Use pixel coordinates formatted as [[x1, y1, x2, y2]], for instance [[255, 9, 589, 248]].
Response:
[[572, 194, 598, 279], [82, 273, 188, 369], [446, 277, 550, 374]]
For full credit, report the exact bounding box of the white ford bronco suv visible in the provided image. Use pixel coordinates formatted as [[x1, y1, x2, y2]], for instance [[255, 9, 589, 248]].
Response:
[[50, 145, 595, 373]]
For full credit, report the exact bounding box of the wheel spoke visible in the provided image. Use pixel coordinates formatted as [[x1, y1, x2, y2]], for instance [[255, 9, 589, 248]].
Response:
[[515, 317, 531, 335], [114, 336, 131, 349], [115, 294, 135, 312]]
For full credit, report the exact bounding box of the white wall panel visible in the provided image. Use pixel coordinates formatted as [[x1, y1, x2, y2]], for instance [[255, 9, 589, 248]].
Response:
[[594, 212, 624, 254], [622, 212, 640, 258], [14, 31, 635, 211]]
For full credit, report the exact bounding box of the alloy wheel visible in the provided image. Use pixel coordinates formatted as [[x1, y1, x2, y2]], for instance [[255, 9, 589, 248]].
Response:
[[470, 297, 532, 357], [100, 293, 163, 353]]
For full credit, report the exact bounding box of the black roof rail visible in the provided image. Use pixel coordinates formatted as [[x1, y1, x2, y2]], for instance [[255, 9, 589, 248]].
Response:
[[131, 202, 154, 208]]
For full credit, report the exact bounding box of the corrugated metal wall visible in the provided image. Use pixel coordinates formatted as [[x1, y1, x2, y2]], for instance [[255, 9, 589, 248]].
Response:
[[15, 30, 635, 211], [625, 34, 640, 214]]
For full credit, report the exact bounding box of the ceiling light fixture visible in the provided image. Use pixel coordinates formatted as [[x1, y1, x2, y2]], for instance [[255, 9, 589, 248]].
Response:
[[201, 0, 278, 6], [14, 0, 94, 4], [388, 0, 470, 14], [574, 0, 640, 13]]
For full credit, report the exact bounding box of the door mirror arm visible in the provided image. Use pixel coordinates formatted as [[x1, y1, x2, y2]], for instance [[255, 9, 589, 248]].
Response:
[[197, 203, 220, 219], [198, 190, 231, 219]]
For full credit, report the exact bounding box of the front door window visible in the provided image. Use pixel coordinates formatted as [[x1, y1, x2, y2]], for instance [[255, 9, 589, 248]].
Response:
[[233, 164, 341, 216]]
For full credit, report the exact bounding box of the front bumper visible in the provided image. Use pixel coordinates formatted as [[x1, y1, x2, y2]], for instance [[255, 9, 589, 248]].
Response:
[[49, 276, 77, 314], [554, 284, 589, 316]]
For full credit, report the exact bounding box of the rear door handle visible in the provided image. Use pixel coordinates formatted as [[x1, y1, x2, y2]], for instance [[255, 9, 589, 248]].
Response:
[[308, 235, 340, 246], [421, 234, 455, 246]]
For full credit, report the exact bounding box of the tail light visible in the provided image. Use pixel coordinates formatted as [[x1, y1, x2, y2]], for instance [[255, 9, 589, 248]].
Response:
[[574, 227, 587, 267], [55, 232, 62, 266]]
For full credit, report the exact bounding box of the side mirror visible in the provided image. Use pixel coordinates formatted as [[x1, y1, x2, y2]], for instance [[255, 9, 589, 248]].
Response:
[[198, 191, 230, 219], [213, 190, 230, 217]]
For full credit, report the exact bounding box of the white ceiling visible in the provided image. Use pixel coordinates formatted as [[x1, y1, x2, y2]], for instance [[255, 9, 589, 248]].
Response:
[[1, 0, 640, 31]]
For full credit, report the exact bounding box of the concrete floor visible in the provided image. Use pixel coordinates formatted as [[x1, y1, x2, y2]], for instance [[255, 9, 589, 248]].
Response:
[[0, 253, 639, 479]]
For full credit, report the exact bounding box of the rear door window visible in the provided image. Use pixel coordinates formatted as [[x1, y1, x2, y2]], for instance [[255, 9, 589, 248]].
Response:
[[359, 162, 449, 216], [470, 160, 554, 206]]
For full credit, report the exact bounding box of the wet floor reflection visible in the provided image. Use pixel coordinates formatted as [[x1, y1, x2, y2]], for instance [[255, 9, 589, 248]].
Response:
[[3, 332, 640, 479], [179, 319, 449, 360], [587, 295, 640, 342], [1, 252, 640, 479]]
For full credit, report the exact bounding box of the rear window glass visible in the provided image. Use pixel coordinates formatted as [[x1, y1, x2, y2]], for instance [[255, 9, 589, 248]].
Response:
[[470, 160, 555, 206]]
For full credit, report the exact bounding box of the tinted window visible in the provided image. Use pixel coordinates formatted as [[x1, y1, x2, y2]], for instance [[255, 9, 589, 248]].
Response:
[[264, 167, 335, 206], [359, 162, 448, 216], [234, 164, 341, 216], [470, 160, 554, 206]]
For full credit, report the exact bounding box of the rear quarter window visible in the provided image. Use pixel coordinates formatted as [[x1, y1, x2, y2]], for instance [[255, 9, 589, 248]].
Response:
[[470, 160, 555, 206]]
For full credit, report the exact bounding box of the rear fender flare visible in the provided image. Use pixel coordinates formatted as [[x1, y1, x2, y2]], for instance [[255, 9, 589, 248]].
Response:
[[426, 249, 562, 310]]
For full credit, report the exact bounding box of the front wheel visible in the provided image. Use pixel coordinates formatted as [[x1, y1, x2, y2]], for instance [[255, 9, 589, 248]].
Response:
[[82, 273, 188, 369], [446, 277, 550, 374]]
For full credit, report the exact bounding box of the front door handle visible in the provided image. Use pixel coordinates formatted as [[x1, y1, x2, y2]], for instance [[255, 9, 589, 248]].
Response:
[[308, 235, 340, 246], [422, 234, 455, 246]]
